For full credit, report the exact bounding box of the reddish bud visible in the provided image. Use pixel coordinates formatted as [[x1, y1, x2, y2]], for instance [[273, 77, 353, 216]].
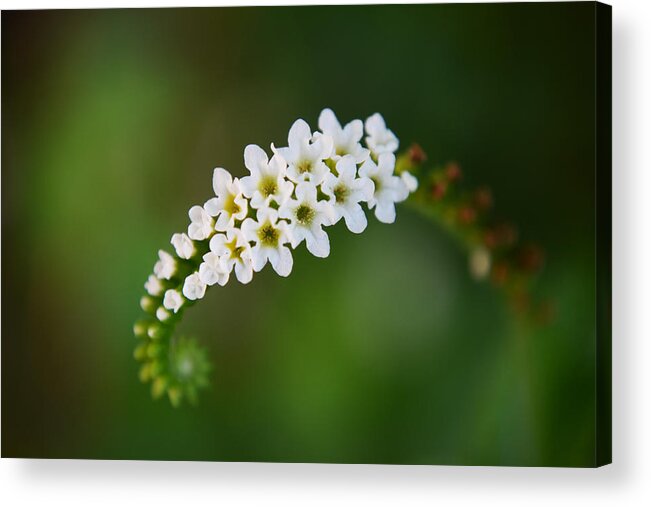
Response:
[[408, 143, 427, 165], [473, 186, 493, 211], [491, 262, 509, 286], [431, 181, 447, 200], [483, 230, 498, 249], [517, 244, 545, 273], [445, 162, 462, 182], [493, 223, 518, 248], [457, 206, 476, 225]]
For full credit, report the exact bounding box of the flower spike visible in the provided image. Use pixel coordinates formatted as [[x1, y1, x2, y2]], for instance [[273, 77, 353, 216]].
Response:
[[134, 109, 416, 406]]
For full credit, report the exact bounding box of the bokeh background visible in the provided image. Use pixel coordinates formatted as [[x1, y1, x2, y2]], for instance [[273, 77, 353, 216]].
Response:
[[2, 3, 601, 466]]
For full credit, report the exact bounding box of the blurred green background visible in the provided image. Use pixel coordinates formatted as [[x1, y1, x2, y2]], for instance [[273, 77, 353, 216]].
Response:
[[2, 3, 599, 466]]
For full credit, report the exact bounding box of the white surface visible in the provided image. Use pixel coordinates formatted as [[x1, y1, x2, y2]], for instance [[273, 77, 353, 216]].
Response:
[[1, 0, 650, 505]]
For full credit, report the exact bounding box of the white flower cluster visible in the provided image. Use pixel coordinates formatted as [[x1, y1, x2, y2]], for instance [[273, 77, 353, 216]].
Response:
[[143, 109, 418, 321]]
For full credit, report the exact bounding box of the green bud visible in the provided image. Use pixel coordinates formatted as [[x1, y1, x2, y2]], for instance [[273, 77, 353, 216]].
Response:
[[147, 342, 163, 359], [149, 360, 164, 378], [138, 363, 151, 383], [151, 376, 169, 399], [139, 295, 158, 314], [147, 322, 166, 340], [167, 386, 182, 408], [133, 319, 152, 338], [133, 343, 148, 361]]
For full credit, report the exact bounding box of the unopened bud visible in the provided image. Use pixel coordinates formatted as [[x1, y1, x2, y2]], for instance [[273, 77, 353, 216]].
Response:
[[133, 319, 151, 338], [139, 295, 158, 315], [457, 206, 476, 225], [517, 244, 544, 273], [138, 363, 152, 383], [483, 230, 498, 249], [408, 143, 427, 165], [133, 343, 147, 361], [491, 261, 509, 286], [431, 181, 447, 200], [445, 161, 462, 182], [149, 360, 163, 378], [473, 186, 493, 211], [147, 342, 163, 359], [147, 322, 166, 340], [168, 387, 182, 408], [151, 376, 169, 399]]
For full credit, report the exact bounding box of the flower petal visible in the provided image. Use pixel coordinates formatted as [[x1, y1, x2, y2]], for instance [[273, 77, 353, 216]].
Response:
[[305, 228, 330, 258], [250, 245, 267, 272], [343, 204, 368, 234], [204, 197, 220, 217], [271, 246, 293, 277], [212, 167, 232, 196], [318, 108, 341, 134], [235, 260, 253, 284], [374, 199, 397, 224], [365, 113, 386, 136], [244, 144, 268, 174], [240, 218, 258, 243], [401, 171, 418, 192], [288, 119, 312, 149], [295, 181, 317, 203], [336, 155, 357, 180]]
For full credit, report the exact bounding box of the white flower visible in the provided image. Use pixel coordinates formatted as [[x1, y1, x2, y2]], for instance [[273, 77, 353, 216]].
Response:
[[318, 108, 369, 163], [182, 272, 207, 301], [401, 171, 419, 193], [321, 155, 374, 234], [278, 182, 335, 258], [187, 205, 214, 241], [163, 289, 184, 313], [171, 232, 196, 259], [144, 274, 165, 297], [209, 228, 254, 284], [365, 113, 399, 155], [274, 119, 333, 185], [198, 251, 229, 287], [156, 306, 171, 322], [204, 168, 248, 231], [359, 153, 408, 224], [240, 144, 294, 209], [153, 249, 176, 280], [241, 208, 293, 276]]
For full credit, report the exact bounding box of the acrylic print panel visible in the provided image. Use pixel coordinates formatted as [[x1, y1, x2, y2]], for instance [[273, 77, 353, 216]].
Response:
[[1, 2, 611, 467]]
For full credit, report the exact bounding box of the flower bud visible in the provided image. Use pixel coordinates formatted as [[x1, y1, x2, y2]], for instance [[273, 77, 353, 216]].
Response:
[[491, 261, 509, 286], [149, 360, 164, 378], [457, 206, 476, 225], [473, 186, 493, 211], [431, 181, 447, 200], [408, 143, 427, 165], [147, 322, 167, 340], [168, 386, 182, 408], [138, 363, 152, 383], [133, 319, 152, 338], [445, 161, 462, 182], [139, 295, 158, 315], [156, 306, 172, 323], [133, 343, 148, 361], [517, 244, 544, 273], [147, 342, 163, 359], [151, 376, 169, 400]]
